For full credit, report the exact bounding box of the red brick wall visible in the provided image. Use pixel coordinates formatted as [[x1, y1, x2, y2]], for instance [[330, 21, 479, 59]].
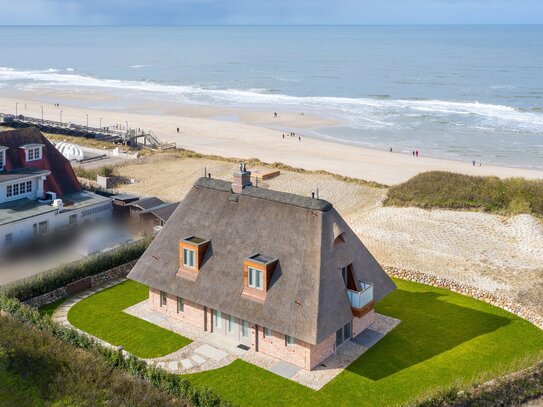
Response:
[[352, 309, 376, 337], [257, 327, 312, 370], [309, 333, 336, 369], [149, 288, 206, 329], [148, 288, 375, 371]]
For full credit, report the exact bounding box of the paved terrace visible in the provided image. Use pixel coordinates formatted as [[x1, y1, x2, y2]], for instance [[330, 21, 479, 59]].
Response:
[[53, 280, 400, 390]]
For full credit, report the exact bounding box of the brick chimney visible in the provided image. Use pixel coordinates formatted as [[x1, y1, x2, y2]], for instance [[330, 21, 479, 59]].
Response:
[[232, 162, 252, 193]]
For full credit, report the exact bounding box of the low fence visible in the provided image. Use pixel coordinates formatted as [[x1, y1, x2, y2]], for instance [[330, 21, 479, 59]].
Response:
[[25, 260, 137, 308], [384, 265, 543, 331]]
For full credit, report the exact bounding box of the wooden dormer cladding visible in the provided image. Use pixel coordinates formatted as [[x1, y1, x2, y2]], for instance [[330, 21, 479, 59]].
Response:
[[241, 253, 278, 302], [177, 236, 210, 280]]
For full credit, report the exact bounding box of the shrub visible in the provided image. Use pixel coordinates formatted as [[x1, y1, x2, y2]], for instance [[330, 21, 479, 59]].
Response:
[[0, 297, 235, 407], [0, 315, 190, 407], [0, 237, 152, 301], [73, 165, 117, 180], [384, 172, 543, 217], [411, 362, 543, 406]]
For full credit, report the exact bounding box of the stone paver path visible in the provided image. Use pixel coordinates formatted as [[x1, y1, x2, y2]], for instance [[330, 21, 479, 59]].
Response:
[[352, 328, 385, 348], [269, 360, 301, 379]]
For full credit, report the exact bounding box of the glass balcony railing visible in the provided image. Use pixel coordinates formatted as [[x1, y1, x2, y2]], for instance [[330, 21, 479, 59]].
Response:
[[347, 282, 374, 309]]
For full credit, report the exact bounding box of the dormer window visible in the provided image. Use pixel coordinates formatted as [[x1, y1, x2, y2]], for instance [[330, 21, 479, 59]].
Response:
[[242, 253, 278, 302], [178, 235, 210, 279], [21, 144, 43, 162]]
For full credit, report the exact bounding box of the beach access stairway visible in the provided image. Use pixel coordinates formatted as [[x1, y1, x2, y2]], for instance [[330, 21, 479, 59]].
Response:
[[0, 113, 176, 151]]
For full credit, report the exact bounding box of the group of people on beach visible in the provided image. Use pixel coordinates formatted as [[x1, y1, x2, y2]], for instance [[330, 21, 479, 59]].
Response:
[[283, 132, 301, 142]]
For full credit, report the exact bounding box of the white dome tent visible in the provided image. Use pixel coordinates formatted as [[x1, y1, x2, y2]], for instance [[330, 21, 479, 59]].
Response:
[[54, 142, 84, 162]]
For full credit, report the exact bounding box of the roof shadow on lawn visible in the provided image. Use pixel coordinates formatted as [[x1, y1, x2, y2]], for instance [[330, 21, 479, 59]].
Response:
[[347, 289, 511, 381]]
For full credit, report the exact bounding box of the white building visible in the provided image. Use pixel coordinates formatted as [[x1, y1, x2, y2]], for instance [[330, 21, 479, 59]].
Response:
[[0, 127, 112, 254]]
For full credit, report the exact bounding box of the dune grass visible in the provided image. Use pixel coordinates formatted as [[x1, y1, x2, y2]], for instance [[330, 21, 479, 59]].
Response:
[[384, 171, 543, 217], [67, 280, 191, 358], [186, 279, 543, 407]]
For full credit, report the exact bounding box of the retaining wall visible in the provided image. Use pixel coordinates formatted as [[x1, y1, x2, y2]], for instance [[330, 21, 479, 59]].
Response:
[[25, 260, 137, 308], [384, 265, 543, 330]]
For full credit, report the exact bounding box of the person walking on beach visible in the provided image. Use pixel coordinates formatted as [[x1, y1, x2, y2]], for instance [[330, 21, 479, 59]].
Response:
[[416, 150, 419, 157], [412, 151, 415, 157], [274, 112, 278, 118], [298, 136, 301, 141], [389, 147, 392, 152], [472, 160, 476, 166], [282, 134, 285, 139]]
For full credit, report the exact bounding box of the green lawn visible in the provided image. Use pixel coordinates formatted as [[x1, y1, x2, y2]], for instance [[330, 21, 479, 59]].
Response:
[[66, 278, 543, 406], [67, 280, 191, 358], [187, 279, 543, 406]]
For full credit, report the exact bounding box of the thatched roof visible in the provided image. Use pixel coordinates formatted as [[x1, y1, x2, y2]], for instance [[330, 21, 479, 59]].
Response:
[[128, 177, 396, 345]]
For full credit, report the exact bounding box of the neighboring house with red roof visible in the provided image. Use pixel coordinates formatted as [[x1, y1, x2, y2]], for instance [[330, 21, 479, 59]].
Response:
[[0, 128, 112, 252]]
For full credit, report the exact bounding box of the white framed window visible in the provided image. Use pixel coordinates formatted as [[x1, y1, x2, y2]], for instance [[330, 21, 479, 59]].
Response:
[[264, 327, 272, 337], [248, 267, 263, 290], [177, 297, 184, 313], [160, 291, 167, 307], [5, 181, 33, 199], [286, 335, 295, 346], [26, 146, 42, 162], [183, 248, 196, 268], [214, 310, 222, 328]]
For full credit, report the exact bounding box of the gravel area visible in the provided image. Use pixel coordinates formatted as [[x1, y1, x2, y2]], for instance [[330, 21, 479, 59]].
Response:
[[289, 314, 400, 390]]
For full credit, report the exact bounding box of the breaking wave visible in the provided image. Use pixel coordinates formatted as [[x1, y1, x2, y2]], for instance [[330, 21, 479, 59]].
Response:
[[1, 66, 542, 133]]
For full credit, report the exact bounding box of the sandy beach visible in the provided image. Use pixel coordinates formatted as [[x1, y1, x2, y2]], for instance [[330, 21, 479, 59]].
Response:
[[1, 92, 543, 185]]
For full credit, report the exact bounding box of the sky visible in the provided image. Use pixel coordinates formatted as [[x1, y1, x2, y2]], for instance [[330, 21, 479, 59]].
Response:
[[0, 0, 542, 25]]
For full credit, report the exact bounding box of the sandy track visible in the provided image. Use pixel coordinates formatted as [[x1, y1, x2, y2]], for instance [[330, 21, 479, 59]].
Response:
[[113, 155, 543, 318]]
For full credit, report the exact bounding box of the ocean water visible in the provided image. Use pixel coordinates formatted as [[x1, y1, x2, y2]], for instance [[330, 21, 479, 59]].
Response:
[[0, 25, 542, 168]]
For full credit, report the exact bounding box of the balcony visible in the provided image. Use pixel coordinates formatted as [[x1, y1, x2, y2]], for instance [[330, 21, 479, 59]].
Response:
[[347, 281, 374, 317]]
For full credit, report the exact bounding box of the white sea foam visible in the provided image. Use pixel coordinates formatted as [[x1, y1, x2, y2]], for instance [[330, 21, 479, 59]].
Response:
[[0, 67, 542, 133]]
